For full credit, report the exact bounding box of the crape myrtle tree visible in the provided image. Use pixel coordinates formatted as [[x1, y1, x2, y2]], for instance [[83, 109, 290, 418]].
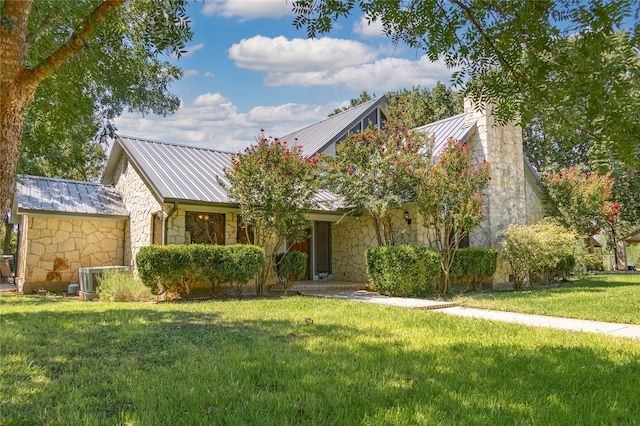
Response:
[[324, 114, 434, 246], [0, 0, 193, 225], [222, 133, 323, 294], [292, 0, 640, 167], [417, 139, 490, 294]]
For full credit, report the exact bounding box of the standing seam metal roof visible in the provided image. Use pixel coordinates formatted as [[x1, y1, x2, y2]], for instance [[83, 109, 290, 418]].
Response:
[[413, 113, 476, 155], [16, 175, 129, 217], [280, 96, 387, 157]]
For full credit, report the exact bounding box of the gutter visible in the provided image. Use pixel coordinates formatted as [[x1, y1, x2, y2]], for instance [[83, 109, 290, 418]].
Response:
[[163, 202, 179, 245]]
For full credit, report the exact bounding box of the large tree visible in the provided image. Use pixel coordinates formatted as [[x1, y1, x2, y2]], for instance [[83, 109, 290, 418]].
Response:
[[0, 0, 192, 224], [293, 0, 640, 167]]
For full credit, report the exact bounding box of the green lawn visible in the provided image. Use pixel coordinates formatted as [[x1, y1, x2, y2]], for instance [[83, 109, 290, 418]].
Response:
[[1, 295, 639, 425], [453, 274, 640, 324]]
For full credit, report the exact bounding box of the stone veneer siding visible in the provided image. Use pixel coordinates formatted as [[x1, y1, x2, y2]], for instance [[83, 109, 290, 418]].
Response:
[[23, 216, 125, 293], [111, 156, 163, 269]]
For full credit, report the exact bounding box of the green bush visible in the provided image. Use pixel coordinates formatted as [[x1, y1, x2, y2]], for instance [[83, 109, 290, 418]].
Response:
[[366, 245, 440, 297], [97, 269, 153, 302], [136, 244, 264, 299], [450, 248, 498, 291], [224, 244, 265, 296], [275, 251, 308, 295]]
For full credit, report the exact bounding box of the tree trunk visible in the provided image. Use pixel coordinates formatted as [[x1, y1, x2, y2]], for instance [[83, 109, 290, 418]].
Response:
[[3, 222, 12, 254]]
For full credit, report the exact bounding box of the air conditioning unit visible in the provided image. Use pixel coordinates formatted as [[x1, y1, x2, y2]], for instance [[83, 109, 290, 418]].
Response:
[[78, 266, 129, 300]]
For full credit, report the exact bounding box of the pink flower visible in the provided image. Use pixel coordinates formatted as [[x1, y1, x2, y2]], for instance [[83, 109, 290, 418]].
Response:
[[348, 167, 354, 175]]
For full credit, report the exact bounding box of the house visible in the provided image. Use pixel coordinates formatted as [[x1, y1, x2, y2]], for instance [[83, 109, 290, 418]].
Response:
[[10, 96, 544, 293]]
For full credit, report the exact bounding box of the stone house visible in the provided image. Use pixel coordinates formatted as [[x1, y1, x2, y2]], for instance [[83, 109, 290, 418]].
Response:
[[10, 96, 544, 292]]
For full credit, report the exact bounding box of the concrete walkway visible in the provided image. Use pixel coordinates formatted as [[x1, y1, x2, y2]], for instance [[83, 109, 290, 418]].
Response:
[[301, 290, 640, 340]]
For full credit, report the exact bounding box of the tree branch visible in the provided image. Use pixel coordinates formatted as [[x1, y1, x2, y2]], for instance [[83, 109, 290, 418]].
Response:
[[18, 0, 126, 89], [24, 12, 59, 51]]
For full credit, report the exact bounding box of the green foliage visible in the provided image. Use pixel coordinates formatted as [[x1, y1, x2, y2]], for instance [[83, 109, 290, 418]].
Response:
[[136, 244, 265, 299], [417, 139, 491, 293], [325, 118, 434, 246], [222, 132, 323, 294], [275, 251, 308, 295], [543, 166, 615, 235], [96, 269, 153, 302], [365, 245, 440, 297], [136, 245, 192, 298], [450, 248, 498, 291], [502, 221, 576, 289], [328, 90, 375, 116], [293, 1, 640, 167], [1, 223, 17, 255]]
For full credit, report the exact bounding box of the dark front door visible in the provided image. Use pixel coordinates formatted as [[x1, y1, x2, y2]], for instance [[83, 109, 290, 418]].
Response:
[[289, 231, 310, 280], [315, 221, 331, 276]]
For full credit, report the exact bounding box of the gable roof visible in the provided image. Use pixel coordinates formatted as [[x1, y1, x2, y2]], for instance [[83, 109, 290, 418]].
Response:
[[103, 136, 234, 205], [281, 96, 387, 157], [15, 175, 128, 218], [624, 229, 640, 243]]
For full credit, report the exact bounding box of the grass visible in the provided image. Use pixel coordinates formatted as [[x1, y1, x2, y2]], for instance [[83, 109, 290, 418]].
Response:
[[453, 274, 640, 324], [1, 294, 639, 425]]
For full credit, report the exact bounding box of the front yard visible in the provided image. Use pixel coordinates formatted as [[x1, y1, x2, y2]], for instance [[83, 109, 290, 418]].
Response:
[[1, 293, 639, 425], [453, 274, 640, 324]]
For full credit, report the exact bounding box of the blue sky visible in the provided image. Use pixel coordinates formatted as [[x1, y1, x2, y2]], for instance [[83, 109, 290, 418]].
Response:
[[114, 0, 455, 153]]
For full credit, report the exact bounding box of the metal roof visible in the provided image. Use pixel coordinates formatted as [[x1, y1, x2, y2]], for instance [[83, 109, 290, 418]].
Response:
[[16, 175, 128, 217], [113, 136, 234, 204], [413, 113, 476, 155], [281, 96, 388, 157]]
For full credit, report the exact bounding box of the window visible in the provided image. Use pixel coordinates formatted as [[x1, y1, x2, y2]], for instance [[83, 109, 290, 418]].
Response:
[[185, 212, 225, 244], [236, 216, 254, 245]]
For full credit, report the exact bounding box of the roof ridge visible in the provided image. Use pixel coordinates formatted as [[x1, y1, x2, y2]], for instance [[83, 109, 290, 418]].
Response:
[[117, 135, 236, 155], [413, 112, 469, 131], [17, 175, 105, 186]]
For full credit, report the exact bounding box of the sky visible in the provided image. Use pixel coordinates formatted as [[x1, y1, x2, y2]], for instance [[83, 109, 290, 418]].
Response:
[[113, 0, 456, 153]]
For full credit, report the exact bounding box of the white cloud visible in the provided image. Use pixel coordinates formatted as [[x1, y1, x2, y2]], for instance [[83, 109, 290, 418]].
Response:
[[353, 16, 385, 38], [114, 93, 335, 153], [202, 0, 293, 20], [182, 42, 204, 57], [183, 69, 200, 77], [228, 36, 379, 72], [265, 56, 454, 91], [203, 71, 215, 78]]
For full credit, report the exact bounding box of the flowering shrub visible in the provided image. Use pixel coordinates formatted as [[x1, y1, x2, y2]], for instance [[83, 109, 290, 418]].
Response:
[[417, 139, 491, 293], [324, 116, 434, 246], [222, 132, 322, 294]]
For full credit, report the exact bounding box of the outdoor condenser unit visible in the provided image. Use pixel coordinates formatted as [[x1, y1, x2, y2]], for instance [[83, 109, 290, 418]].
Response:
[[78, 266, 129, 300]]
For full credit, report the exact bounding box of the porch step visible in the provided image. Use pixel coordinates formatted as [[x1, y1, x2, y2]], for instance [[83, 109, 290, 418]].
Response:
[[0, 283, 17, 293], [270, 280, 367, 294]]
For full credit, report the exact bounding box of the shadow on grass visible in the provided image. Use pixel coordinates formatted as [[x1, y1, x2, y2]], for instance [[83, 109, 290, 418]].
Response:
[[1, 297, 639, 424]]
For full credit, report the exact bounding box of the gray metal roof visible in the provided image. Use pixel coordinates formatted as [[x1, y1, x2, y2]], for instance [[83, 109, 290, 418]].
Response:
[[113, 136, 234, 204], [281, 96, 388, 157], [413, 113, 476, 155], [16, 175, 128, 217]]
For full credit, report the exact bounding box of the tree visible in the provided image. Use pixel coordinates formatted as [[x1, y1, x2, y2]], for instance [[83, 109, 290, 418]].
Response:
[[601, 202, 623, 271], [543, 167, 615, 236], [328, 90, 375, 116], [1, 0, 193, 225], [325, 118, 434, 246], [293, 0, 640, 167], [385, 83, 464, 129], [222, 133, 323, 294], [416, 139, 490, 293]]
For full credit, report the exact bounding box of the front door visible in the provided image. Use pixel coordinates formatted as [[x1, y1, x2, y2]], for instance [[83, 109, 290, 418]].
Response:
[[289, 231, 310, 280]]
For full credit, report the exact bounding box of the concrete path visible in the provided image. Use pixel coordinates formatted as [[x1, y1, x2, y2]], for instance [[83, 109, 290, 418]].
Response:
[[301, 290, 640, 340]]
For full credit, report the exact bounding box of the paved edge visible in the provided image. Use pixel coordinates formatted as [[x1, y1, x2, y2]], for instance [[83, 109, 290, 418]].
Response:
[[300, 290, 456, 310]]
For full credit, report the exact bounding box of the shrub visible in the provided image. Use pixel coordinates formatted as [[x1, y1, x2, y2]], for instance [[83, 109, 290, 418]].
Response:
[[502, 221, 575, 289], [275, 251, 308, 295], [450, 248, 498, 291], [136, 244, 264, 299], [366, 245, 440, 297], [97, 269, 153, 302], [223, 244, 265, 296], [137, 245, 192, 298]]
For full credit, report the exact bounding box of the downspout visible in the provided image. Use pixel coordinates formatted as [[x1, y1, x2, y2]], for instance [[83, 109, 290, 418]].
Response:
[[163, 202, 179, 245]]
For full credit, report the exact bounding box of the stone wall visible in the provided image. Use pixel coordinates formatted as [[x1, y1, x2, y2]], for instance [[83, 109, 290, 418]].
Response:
[[23, 216, 126, 293], [166, 208, 239, 245], [111, 155, 163, 269], [524, 167, 545, 224]]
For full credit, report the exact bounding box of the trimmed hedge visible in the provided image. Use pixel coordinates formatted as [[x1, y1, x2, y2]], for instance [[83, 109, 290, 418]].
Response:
[[450, 248, 498, 291], [275, 251, 308, 295], [366, 245, 440, 297], [137, 244, 264, 298]]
